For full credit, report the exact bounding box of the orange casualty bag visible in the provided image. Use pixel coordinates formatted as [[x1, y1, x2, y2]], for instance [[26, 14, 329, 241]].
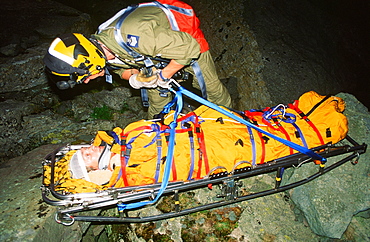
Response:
[[94, 91, 348, 188]]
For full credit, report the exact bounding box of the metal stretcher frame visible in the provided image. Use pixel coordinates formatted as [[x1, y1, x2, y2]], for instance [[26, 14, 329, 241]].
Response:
[[42, 135, 366, 225]]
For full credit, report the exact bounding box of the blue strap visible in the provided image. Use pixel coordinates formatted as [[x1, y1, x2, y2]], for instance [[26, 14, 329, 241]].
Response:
[[107, 131, 120, 144], [191, 61, 207, 99], [279, 112, 308, 148], [143, 124, 162, 148], [117, 89, 184, 211], [186, 126, 195, 180], [177, 86, 326, 162], [246, 126, 257, 166], [141, 89, 150, 108], [114, 6, 143, 60], [154, 137, 162, 182], [291, 123, 308, 148], [159, 2, 194, 16], [178, 115, 196, 180], [187, 135, 195, 180], [144, 124, 163, 182]]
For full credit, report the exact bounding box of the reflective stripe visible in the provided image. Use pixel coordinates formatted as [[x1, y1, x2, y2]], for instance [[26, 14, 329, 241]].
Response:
[[48, 38, 75, 65], [153, 1, 180, 31]]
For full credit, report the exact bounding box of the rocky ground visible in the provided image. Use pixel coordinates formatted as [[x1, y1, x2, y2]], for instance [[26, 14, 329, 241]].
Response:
[[0, 0, 369, 241]]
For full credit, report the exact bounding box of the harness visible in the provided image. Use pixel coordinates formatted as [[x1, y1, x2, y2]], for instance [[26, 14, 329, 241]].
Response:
[[97, 1, 208, 106]]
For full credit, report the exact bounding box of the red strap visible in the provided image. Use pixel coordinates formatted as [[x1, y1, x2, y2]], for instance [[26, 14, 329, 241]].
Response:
[[273, 119, 293, 155], [288, 103, 325, 145], [256, 132, 266, 164], [114, 132, 129, 187], [171, 158, 177, 181], [193, 116, 209, 178]]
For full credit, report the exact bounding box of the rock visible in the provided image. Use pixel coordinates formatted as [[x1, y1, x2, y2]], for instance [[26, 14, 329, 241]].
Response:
[[283, 93, 370, 238], [0, 144, 93, 242], [0, 100, 43, 162], [242, 0, 369, 108], [190, 0, 272, 110], [0, 0, 93, 49], [0, 45, 47, 93], [0, 44, 22, 57]]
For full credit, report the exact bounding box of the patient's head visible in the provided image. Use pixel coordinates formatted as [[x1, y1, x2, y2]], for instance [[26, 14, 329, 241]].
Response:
[[69, 144, 113, 182], [80, 145, 105, 171]]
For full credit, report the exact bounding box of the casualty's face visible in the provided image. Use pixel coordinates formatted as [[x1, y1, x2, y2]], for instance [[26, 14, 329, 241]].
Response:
[[80, 146, 105, 171]]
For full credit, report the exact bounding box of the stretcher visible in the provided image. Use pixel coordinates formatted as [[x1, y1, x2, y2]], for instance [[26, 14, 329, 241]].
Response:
[[41, 82, 367, 225]]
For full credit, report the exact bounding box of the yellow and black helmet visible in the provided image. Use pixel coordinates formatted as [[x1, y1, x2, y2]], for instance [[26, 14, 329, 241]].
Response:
[[44, 33, 106, 89]]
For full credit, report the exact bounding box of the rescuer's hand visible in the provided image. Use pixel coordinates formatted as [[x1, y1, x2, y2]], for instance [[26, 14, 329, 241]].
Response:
[[136, 67, 159, 82], [129, 74, 158, 89], [157, 75, 173, 89]]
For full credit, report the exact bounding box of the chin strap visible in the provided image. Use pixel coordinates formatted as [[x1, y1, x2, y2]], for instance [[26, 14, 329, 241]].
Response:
[[98, 145, 112, 170], [76, 150, 91, 182]]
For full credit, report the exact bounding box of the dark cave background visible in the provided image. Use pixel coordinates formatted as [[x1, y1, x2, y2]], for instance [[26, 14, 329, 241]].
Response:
[[56, 0, 370, 108], [1, 0, 369, 107]]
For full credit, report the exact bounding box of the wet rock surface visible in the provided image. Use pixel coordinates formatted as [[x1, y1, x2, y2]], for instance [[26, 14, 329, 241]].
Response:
[[0, 0, 369, 241]]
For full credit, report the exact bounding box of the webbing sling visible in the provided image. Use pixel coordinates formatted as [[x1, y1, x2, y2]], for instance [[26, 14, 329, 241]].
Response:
[[177, 112, 199, 180], [117, 89, 184, 211], [243, 111, 266, 164], [282, 113, 309, 148], [246, 126, 257, 166]]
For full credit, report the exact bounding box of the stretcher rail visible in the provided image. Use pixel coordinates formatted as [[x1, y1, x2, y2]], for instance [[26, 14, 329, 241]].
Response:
[[42, 136, 366, 224]]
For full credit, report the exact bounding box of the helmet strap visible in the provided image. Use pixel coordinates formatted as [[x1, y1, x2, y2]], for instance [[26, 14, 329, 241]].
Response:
[[105, 67, 113, 83]]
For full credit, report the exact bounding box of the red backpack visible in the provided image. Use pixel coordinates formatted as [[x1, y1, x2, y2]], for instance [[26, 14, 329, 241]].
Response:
[[156, 0, 210, 53]]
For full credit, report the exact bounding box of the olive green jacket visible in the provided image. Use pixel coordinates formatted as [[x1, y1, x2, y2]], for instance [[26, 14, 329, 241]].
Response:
[[93, 6, 201, 78]]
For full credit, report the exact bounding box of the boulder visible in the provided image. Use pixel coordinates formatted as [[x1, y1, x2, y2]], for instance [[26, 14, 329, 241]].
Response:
[[283, 93, 370, 238]]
